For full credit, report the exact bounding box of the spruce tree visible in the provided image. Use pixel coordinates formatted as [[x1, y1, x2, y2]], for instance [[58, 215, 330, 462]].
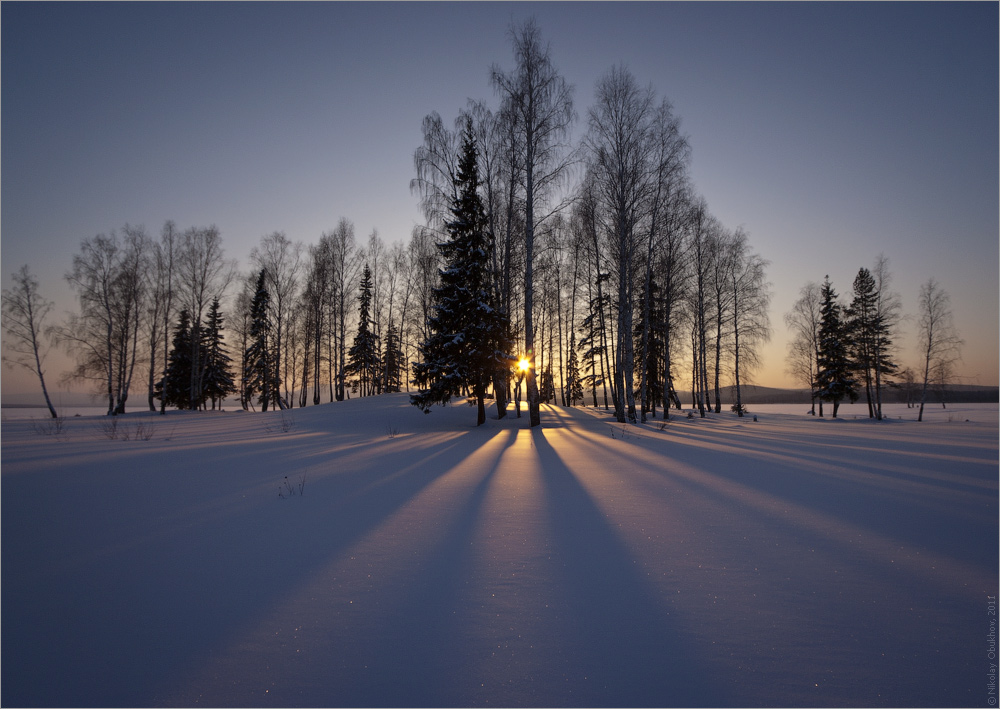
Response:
[[565, 340, 585, 406], [814, 276, 857, 417], [411, 118, 503, 425], [539, 366, 555, 404], [847, 268, 878, 418], [346, 264, 381, 396], [245, 269, 279, 412], [848, 267, 898, 420], [383, 322, 404, 393], [157, 309, 194, 410], [202, 298, 236, 410]]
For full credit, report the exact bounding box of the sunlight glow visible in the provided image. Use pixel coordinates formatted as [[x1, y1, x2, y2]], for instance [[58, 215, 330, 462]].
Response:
[[517, 358, 530, 372]]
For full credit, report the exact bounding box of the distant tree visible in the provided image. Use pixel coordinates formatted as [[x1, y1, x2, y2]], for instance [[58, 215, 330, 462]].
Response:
[[153, 221, 178, 414], [896, 366, 918, 408], [231, 274, 255, 410], [245, 269, 279, 412], [201, 298, 236, 410], [301, 242, 331, 406], [539, 365, 555, 403], [412, 120, 504, 425], [814, 276, 857, 417], [564, 339, 584, 406], [157, 309, 194, 410], [346, 264, 382, 397], [326, 219, 363, 402], [785, 282, 823, 415], [383, 322, 404, 393], [847, 267, 879, 418], [53, 227, 148, 415], [916, 278, 963, 422], [728, 230, 770, 417], [1, 265, 58, 418], [847, 264, 899, 420], [871, 254, 902, 420], [177, 226, 233, 410], [251, 232, 301, 409]]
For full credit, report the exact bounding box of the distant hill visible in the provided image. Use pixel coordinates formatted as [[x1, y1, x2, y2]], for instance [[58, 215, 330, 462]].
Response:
[[711, 384, 998, 405], [4, 384, 997, 410]]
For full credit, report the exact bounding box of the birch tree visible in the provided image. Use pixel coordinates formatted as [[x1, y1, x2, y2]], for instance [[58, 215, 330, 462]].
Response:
[[2, 265, 58, 418], [871, 254, 902, 420], [251, 231, 301, 408], [55, 227, 148, 415], [177, 226, 233, 410], [916, 278, 963, 422], [728, 230, 770, 416], [492, 17, 575, 428], [153, 221, 178, 414], [784, 281, 823, 415], [585, 65, 654, 423]]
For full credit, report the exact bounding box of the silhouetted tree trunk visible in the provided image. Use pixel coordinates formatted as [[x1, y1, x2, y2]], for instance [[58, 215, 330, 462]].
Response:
[[2, 265, 58, 418], [916, 278, 963, 422], [492, 18, 575, 428]]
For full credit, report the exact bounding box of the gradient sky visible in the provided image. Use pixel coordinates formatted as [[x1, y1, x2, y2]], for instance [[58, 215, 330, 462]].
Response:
[[2, 1, 997, 399]]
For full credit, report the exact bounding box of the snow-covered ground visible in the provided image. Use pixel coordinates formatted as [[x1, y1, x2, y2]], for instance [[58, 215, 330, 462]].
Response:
[[2, 396, 996, 707]]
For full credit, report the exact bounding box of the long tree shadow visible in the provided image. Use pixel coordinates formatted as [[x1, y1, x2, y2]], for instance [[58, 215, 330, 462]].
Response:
[[164, 429, 519, 708], [558, 404, 997, 575], [2, 423, 506, 708], [531, 427, 735, 708], [534, 406, 993, 706]]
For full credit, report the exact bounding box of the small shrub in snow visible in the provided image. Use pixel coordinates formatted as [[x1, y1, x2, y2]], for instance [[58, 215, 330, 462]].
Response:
[[31, 417, 65, 437], [97, 418, 155, 441], [98, 417, 120, 440], [264, 411, 295, 435], [278, 473, 306, 499], [122, 421, 155, 441], [609, 423, 631, 440]]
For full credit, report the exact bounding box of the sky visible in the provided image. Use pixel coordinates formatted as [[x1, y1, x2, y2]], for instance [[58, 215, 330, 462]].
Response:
[[2, 1, 997, 400]]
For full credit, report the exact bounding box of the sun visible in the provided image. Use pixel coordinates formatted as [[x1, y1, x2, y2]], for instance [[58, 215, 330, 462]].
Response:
[[517, 357, 530, 372]]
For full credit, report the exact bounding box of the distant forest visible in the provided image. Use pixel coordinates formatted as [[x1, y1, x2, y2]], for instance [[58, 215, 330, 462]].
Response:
[[2, 20, 967, 425]]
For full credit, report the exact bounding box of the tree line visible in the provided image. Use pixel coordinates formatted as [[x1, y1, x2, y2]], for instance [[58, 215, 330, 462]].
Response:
[[1, 19, 964, 425], [785, 259, 964, 421]]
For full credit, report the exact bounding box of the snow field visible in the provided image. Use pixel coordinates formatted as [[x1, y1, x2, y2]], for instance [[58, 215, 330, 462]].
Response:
[[2, 396, 996, 707]]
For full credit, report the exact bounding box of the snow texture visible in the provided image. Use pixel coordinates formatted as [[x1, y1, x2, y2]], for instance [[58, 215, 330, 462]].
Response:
[[2, 397, 996, 707]]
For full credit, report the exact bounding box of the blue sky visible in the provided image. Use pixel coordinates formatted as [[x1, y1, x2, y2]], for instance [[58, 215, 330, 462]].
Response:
[[2, 1, 997, 396]]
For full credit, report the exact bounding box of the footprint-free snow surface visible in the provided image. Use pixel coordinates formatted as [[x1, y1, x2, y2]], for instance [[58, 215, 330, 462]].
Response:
[[2, 396, 997, 707]]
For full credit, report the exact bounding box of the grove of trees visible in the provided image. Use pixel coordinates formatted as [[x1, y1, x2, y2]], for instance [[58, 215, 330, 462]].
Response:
[[2, 19, 969, 425]]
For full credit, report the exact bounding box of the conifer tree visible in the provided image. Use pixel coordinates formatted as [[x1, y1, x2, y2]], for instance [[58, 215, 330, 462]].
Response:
[[539, 366, 555, 404], [383, 322, 404, 393], [565, 340, 585, 406], [157, 309, 194, 410], [245, 269, 279, 411], [411, 118, 504, 425], [847, 268, 877, 417], [847, 267, 899, 419], [814, 276, 857, 417], [346, 264, 381, 396], [202, 297, 236, 410]]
